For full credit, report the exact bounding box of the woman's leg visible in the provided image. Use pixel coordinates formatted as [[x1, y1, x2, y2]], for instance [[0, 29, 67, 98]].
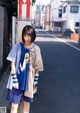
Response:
[[10, 103, 19, 113], [23, 101, 30, 113]]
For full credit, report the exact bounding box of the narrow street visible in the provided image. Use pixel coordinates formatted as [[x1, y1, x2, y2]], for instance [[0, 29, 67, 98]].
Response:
[[0, 29, 80, 113], [31, 29, 80, 113]]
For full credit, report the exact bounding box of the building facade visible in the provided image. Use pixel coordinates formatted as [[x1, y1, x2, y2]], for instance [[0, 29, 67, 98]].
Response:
[[50, 0, 62, 32], [45, 5, 51, 31], [33, 0, 80, 33], [40, 5, 46, 29], [62, 1, 80, 32], [50, 0, 80, 32]]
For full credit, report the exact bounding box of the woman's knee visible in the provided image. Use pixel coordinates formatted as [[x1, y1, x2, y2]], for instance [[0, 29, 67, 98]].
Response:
[[23, 101, 30, 112], [11, 103, 18, 110]]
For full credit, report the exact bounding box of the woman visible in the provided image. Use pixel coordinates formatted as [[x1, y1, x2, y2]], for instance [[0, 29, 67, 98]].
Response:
[[6, 25, 44, 113]]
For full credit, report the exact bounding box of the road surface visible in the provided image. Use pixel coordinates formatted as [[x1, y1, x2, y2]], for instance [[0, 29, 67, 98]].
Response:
[[0, 29, 80, 113]]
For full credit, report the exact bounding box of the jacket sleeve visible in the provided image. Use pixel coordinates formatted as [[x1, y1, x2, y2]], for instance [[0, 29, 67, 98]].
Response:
[[6, 43, 19, 62], [10, 62, 18, 85], [6, 43, 20, 87], [35, 46, 44, 71]]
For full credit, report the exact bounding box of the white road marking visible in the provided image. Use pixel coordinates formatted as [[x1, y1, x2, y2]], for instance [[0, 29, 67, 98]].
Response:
[[36, 30, 80, 51], [50, 33, 80, 52]]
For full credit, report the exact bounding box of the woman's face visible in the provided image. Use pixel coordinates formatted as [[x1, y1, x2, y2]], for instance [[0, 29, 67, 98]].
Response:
[[24, 34, 31, 45]]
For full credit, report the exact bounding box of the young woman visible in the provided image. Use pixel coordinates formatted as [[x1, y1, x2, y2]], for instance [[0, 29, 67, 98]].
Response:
[[6, 25, 44, 113]]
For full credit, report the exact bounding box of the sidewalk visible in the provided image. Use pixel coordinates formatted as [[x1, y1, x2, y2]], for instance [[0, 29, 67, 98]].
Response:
[[48, 31, 78, 43], [48, 31, 71, 38], [0, 67, 10, 112]]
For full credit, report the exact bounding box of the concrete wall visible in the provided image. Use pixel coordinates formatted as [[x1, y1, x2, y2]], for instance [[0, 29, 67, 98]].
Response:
[[0, 6, 8, 72], [16, 20, 31, 42], [3, 7, 8, 68], [0, 6, 4, 70]]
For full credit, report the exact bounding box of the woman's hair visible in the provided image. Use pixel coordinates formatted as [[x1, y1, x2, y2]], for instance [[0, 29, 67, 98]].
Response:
[[22, 25, 36, 43]]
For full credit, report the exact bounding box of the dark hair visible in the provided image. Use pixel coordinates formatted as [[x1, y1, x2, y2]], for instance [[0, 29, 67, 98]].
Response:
[[22, 25, 36, 43]]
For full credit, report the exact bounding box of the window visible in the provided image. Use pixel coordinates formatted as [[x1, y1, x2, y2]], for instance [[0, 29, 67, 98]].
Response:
[[63, 6, 67, 13], [54, 22, 61, 27], [70, 6, 79, 13], [75, 22, 79, 27], [59, 9, 62, 18], [52, 21, 54, 27]]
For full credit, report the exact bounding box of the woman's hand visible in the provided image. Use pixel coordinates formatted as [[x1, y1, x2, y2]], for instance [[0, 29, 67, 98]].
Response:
[[35, 69, 38, 74], [13, 82, 19, 89]]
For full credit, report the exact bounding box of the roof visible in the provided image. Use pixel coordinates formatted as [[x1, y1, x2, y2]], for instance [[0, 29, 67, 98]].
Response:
[[61, 0, 80, 4]]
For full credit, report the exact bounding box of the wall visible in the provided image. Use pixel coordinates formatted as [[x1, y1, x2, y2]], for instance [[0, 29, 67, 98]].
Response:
[[0, 6, 8, 72], [45, 5, 51, 31], [50, 0, 62, 31], [0, 6, 4, 71], [16, 20, 31, 42], [68, 4, 80, 31]]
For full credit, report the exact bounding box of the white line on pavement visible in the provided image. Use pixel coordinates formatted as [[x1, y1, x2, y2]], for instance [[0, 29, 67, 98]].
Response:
[[49, 33, 80, 52]]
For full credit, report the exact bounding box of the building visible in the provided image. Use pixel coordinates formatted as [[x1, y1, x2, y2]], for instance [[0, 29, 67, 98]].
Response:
[[34, 3, 42, 27], [40, 5, 46, 29], [50, 0, 80, 33], [45, 5, 51, 31], [50, 0, 62, 32], [40, 5, 51, 31], [62, 0, 80, 32]]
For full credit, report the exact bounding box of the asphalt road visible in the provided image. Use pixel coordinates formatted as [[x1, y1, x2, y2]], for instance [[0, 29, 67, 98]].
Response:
[[0, 29, 80, 113], [31, 30, 80, 113]]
